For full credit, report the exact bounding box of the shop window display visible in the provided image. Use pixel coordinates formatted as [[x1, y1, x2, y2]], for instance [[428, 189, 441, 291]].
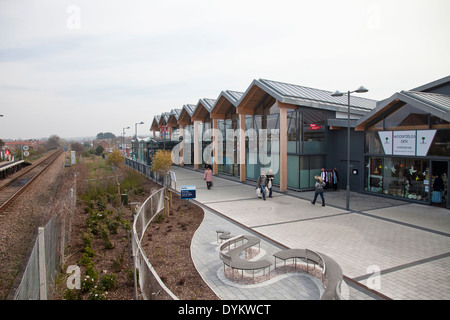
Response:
[[366, 157, 383, 193], [365, 157, 429, 202]]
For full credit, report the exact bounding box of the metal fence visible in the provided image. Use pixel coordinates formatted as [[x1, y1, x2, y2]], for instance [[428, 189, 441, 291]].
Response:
[[14, 158, 176, 300], [126, 158, 178, 300], [13, 170, 76, 300], [125, 158, 169, 187], [131, 188, 178, 300]]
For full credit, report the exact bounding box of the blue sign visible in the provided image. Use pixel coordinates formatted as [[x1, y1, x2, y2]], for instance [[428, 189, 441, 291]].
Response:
[[180, 185, 196, 199]]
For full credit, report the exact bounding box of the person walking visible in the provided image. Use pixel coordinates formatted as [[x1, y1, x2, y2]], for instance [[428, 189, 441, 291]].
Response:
[[311, 175, 326, 206], [267, 169, 274, 198], [204, 165, 213, 190], [257, 171, 268, 200]]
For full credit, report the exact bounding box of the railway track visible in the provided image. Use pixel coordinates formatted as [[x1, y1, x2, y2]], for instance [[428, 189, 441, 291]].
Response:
[[0, 149, 64, 213]]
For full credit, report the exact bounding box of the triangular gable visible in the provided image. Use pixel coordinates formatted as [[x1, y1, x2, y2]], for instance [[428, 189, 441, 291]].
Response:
[[192, 98, 216, 121], [355, 90, 450, 131], [236, 78, 376, 116], [411, 75, 450, 95], [150, 115, 161, 131], [178, 104, 196, 126], [211, 90, 244, 119]]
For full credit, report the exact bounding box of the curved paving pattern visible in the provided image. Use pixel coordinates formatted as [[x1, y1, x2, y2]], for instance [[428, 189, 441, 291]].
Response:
[[176, 166, 450, 300]]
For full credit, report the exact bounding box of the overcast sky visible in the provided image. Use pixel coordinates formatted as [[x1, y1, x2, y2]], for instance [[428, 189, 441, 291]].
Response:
[[1, 0, 449, 140]]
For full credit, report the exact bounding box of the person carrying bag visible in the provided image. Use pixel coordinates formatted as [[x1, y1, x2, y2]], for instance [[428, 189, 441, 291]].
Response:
[[311, 175, 326, 206], [257, 171, 268, 201]]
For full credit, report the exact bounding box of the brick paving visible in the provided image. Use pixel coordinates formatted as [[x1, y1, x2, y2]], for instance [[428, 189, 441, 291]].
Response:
[[172, 166, 450, 300]]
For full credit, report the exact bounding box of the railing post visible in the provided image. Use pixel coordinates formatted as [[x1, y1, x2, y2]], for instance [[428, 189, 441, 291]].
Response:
[[38, 227, 47, 300]]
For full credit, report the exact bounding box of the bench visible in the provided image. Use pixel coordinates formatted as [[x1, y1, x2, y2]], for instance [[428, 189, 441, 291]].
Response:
[[273, 249, 325, 278], [273, 248, 343, 300], [219, 234, 272, 281], [216, 230, 232, 243]]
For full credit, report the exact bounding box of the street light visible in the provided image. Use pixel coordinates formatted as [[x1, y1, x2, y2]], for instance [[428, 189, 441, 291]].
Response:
[[134, 122, 144, 160], [331, 86, 369, 211], [135, 121, 144, 139], [122, 126, 130, 152]]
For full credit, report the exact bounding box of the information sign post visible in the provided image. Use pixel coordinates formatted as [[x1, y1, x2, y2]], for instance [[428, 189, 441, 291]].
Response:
[[180, 185, 196, 208]]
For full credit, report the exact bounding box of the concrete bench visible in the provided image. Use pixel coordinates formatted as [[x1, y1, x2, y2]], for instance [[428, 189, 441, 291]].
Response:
[[216, 230, 232, 243], [219, 234, 272, 281], [273, 248, 343, 300]]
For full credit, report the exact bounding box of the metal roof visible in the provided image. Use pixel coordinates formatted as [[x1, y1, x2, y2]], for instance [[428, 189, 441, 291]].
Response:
[[257, 78, 377, 112], [196, 98, 217, 113], [150, 115, 161, 130], [169, 108, 182, 119], [182, 104, 196, 116], [410, 75, 450, 92], [223, 90, 244, 106], [402, 91, 450, 114], [355, 90, 450, 129], [162, 112, 172, 122]]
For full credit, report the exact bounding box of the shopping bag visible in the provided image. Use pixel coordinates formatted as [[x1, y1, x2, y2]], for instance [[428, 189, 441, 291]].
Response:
[[256, 187, 262, 198]]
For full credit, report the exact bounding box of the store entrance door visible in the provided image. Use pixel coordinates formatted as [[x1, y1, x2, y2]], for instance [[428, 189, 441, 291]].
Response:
[[340, 160, 360, 191], [431, 161, 448, 208]]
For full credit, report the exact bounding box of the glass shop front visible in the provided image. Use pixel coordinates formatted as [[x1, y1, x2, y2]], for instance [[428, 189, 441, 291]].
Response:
[[364, 103, 450, 207]]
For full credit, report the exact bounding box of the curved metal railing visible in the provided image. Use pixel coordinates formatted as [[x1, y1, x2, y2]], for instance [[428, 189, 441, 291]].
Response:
[[131, 187, 178, 300]]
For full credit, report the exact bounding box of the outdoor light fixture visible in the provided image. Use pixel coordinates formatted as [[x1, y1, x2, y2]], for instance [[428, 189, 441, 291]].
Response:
[[133, 121, 145, 159], [331, 86, 369, 211], [135, 121, 144, 139], [122, 126, 130, 151]]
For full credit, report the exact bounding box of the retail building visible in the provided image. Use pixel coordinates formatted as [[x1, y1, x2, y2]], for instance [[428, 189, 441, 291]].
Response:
[[143, 75, 450, 208]]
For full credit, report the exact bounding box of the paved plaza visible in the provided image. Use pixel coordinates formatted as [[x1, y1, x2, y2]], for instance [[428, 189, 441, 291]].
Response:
[[171, 166, 450, 300]]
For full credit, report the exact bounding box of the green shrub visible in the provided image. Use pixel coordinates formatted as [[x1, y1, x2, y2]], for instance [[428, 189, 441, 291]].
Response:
[[87, 287, 108, 300], [63, 288, 82, 300], [100, 273, 118, 291], [80, 252, 92, 266], [85, 263, 98, 281], [82, 231, 93, 248], [81, 275, 96, 294]]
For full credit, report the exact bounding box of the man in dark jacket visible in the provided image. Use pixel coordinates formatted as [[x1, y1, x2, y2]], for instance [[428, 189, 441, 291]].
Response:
[[257, 171, 268, 201]]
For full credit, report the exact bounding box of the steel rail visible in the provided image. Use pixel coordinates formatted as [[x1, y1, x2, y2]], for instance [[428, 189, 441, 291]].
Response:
[[0, 149, 63, 212]]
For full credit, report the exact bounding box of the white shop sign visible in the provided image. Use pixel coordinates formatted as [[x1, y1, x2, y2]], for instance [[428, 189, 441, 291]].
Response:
[[416, 130, 437, 156], [378, 130, 436, 156], [393, 130, 416, 156]]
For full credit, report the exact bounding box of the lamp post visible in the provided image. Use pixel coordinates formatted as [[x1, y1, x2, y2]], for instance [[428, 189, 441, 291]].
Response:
[[135, 121, 144, 140], [122, 126, 130, 152], [134, 122, 144, 160], [331, 86, 368, 211]]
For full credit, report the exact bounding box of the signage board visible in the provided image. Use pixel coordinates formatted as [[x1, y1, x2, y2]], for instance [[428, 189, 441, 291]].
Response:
[[180, 185, 196, 200], [378, 130, 436, 157], [393, 130, 416, 156]]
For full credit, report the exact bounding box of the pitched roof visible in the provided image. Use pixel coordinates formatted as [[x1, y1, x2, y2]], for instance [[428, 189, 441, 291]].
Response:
[[355, 90, 450, 130], [237, 78, 377, 115], [410, 75, 450, 93], [192, 98, 217, 121]]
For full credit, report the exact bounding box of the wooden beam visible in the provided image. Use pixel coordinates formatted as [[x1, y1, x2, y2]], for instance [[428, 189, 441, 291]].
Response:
[[239, 114, 246, 182], [279, 105, 287, 192]]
